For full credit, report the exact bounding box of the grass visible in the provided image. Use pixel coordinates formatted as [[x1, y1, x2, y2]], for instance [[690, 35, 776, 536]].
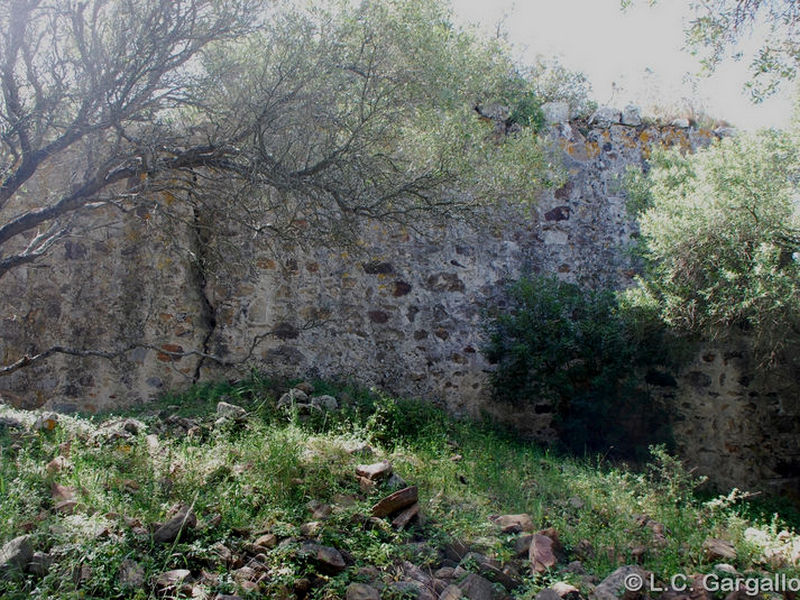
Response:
[[0, 374, 798, 599]]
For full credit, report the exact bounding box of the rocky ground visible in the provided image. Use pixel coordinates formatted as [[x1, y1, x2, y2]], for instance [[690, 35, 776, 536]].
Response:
[[1, 382, 798, 599]]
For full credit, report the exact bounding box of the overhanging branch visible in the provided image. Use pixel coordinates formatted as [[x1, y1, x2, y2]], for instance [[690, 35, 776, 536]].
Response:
[[0, 318, 329, 377]]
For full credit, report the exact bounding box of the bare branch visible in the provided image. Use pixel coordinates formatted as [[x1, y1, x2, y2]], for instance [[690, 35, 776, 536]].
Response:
[[0, 142, 238, 270], [0, 222, 67, 274], [0, 319, 328, 376]]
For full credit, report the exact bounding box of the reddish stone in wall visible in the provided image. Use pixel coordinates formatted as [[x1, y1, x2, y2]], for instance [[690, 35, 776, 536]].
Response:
[[544, 206, 570, 221], [367, 310, 389, 324], [157, 344, 184, 362], [393, 281, 412, 297]]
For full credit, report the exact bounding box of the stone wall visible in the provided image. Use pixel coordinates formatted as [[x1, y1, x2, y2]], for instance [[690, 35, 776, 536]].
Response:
[[1, 112, 796, 497], [665, 344, 800, 499], [0, 201, 208, 412], [197, 119, 711, 436]]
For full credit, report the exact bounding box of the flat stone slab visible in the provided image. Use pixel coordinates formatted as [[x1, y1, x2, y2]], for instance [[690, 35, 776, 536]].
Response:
[[371, 486, 418, 518], [155, 569, 191, 589], [490, 513, 534, 533], [391, 502, 420, 529], [356, 460, 392, 481]]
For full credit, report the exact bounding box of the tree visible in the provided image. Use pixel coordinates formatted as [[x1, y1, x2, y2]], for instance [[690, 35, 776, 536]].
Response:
[[625, 129, 800, 366], [0, 0, 551, 374], [622, 0, 800, 100], [0, 0, 264, 277]]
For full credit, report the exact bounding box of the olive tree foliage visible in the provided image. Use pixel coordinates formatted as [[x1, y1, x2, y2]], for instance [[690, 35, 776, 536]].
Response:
[[0, 0, 264, 278], [194, 0, 550, 257], [625, 129, 800, 367], [622, 0, 800, 100], [0, 0, 552, 372], [525, 57, 596, 118]]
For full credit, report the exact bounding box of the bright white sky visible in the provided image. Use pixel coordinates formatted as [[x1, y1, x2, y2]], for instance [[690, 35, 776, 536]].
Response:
[[449, 0, 795, 130]]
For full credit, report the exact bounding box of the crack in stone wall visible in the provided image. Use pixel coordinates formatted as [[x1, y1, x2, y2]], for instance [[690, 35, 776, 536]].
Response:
[[189, 205, 217, 384]]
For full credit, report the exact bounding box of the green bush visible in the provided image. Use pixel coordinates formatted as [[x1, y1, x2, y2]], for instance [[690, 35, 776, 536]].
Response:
[[483, 275, 674, 457], [364, 393, 451, 448], [506, 89, 545, 130], [626, 129, 800, 368]]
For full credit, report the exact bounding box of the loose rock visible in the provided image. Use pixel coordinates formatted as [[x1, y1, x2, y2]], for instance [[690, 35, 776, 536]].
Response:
[[537, 590, 563, 600], [211, 542, 234, 564], [54, 500, 79, 515], [155, 569, 191, 589], [402, 560, 433, 587], [703, 538, 737, 562], [515, 534, 533, 558], [392, 502, 420, 530], [459, 573, 494, 600], [153, 505, 196, 544], [715, 127, 738, 138], [713, 564, 738, 575], [253, 533, 277, 550], [311, 395, 338, 411], [33, 413, 59, 432], [590, 106, 621, 128], [277, 388, 309, 409], [346, 582, 381, 600], [386, 472, 409, 490], [621, 105, 642, 126], [51, 483, 76, 502], [389, 580, 435, 600], [439, 584, 463, 600], [46, 455, 71, 475], [574, 539, 595, 560], [530, 533, 558, 573], [28, 551, 53, 578], [371, 486, 418, 517], [552, 582, 582, 600], [356, 460, 393, 482], [300, 542, 346, 574], [216, 401, 247, 420], [491, 513, 534, 533], [233, 566, 257, 584], [592, 565, 649, 600], [294, 382, 315, 394], [0, 535, 33, 575], [307, 499, 333, 519], [300, 521, 322, 537]]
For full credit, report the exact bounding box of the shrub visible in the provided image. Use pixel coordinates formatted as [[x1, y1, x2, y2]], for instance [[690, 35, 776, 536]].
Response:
[[626, 130, 800, 368], [364, 393, 451, 448], [507, 90, 545, 130], [483, 275, 674, 457]]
